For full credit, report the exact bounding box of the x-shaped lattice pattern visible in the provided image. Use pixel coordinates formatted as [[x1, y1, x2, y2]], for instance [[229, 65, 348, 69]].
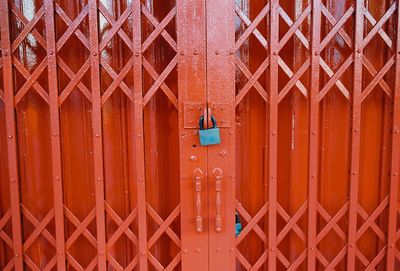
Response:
[[235, 3, 311, 269], [315, 3, 394, 269], [142, 3, 178, 109], [147, 203, 181, 270], [99, 2, 135, 105], [9, 2, 49, 105], [0, 210, 13, 271]]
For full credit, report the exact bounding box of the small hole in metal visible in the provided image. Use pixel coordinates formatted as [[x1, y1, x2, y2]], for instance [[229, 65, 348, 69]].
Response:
[[192, 144, 197, 148]]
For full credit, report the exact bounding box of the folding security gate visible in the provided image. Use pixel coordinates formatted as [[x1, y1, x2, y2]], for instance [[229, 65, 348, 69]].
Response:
[[0, 0, 400, 270]]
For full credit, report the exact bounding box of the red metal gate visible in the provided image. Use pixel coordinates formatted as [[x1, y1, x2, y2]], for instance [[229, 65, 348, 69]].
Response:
[[0, 0, 399, 270]]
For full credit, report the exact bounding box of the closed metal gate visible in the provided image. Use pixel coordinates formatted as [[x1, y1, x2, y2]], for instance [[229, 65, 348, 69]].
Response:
[[0, 0, 399, 270]]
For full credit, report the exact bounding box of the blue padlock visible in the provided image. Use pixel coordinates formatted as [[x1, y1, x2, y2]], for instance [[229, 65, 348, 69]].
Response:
[[198, 115, 221, 146]]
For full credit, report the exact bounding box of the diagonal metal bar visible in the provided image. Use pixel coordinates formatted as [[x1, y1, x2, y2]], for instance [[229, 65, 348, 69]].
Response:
[[365, 245, 387, 271], [105, 202, 138, 248], [57, 57, 92, 101], [142, 57, 178, 109], [278, 5, 311, 49], [235, 3, 270, 50], [279, 7, 310, 49], [276, 201, 308, 244], [278, 58, 310, 102], [58, 59, 91, 104], [14, 57, 49, 104], [142, 6, 177, 52], [55, 5, 89, 50], [318, 54, 353, 101], [141, 3, 177, 52], [147, 204, 181, 248], [364, 2, 396, 47], [98, 3, 132, 51], [235, 57, 268, 100], [235, 3, 268, 48], [12, 57, 50, 103], [22, 207, 55, 251], [357, 204, 386, 242], [316, 202, 348, 243], [362, 55, 392, 95], [235, 57, 269, 105], [235, 248, 252, 270], [142, 56, 178, 107], [101, 56, 135, 105], [65, 208, 96, 248], [11, 7, 45, 52], [278, 57, 308, 97], [356, 197, 389, 240], [361, 55, 394, 101], [364, 8, 393, 48], [99, 3, 132, 51], [276, 203, 307, 242], [9, 2, 47, 48], [320, 4, 352, 48], [236, 202, 268, 244], [319, 7, 354, 51]]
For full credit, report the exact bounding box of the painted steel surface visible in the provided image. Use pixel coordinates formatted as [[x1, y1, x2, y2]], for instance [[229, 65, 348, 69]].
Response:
[[0, 0, 398, 270]]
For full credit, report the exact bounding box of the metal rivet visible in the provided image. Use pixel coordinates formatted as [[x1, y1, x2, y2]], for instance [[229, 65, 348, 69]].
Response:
[[15, 254, 19, 257], [273, 52, 277, 55], [356, 49, 361, 53], [271, 131, 277, 135], [96, 133, 100, 137], [93, 52, 97, 56], [229, 248, 234, 252], [271, 175, 276, 179], [183, 249, 188, 253], [141, 252, 146, 256], [230, 51, 234, 55], [312, 174, 316, 178], [194, 51, 198, 55], [137, 134, 142, 138], [219, 150, 227, 157], [354, 129, 359, 133], [230, 175, 235, 179], [8, 135, 12, 138], [216, 248, 221, 252], [215, 50, 219, 55], [97, 177, 102, 182], [395, 130, 400, 134], [55, 176, 60, 181], [49, 51, 54, 55], [10, 179, 15, 183], [58, 252, 64, 255], [135, 52, 140, 57], [190, 155, 197, 161], [394, 173, 398, 176], [312, 131, 317, 135], [352, 172, 357, 175], [53, 133, 57, 137], [196, 248, 201, 253], [314, 51, 319, 55], [180, 51, 185, 55], [229, 131, 234, 135], [181, 133, 187, 137]]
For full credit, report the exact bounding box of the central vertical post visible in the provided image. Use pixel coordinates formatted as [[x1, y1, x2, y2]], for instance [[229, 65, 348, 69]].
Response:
[[206, 0, 236, 270], [177, 1, 209, 270]]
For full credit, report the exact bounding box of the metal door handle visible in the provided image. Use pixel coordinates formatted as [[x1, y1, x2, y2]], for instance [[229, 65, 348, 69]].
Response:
[[214, 168, 223, 233], [193, 168, 204, 233]]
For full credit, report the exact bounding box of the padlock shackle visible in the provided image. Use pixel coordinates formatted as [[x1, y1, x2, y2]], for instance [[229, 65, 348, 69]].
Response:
[[199, 115, 217, 130]]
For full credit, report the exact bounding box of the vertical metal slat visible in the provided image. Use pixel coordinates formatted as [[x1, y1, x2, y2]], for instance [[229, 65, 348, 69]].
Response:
[[0, 1, 24, 269], [88, 0, 107, 269]]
